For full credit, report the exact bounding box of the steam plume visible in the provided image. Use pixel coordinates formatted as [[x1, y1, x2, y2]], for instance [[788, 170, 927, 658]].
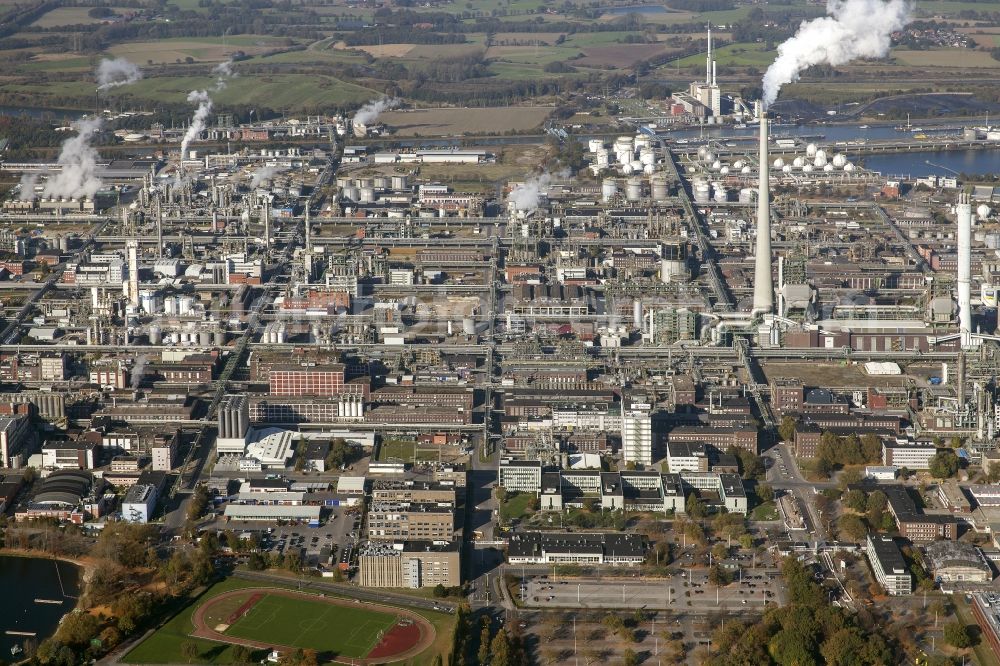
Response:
[[180, 90, 213, 161], [509, 170, 567, 212], [250, 165, 288, 189], [96, 57, 142, 91], [212, 60, 235, 90], [762, 0, 912, 108], [42, 118, 104, 200], [352, 97, 398, 127]]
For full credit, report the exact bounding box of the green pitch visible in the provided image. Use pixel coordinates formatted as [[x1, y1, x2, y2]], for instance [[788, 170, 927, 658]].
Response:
[[226, 593, 397, 657]]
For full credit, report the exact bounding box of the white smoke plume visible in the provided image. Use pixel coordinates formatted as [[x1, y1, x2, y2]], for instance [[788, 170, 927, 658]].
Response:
[[131, 354, 149, 388], [250, 165, 288, 189], [212, 60, 235, 90], [96, 57, 142, 91], [762, 0, 912, 108], [42, 117, 104, 200], [508, 170, 567, 212], [352, 97, 399, 127], [18, 173, 39, 201], [180, 90, 213, 161]]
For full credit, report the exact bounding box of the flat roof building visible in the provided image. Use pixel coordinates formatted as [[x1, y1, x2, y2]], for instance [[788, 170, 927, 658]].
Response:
[[866, 534, 912, 596], [507, 532, 647, 566], [924, 540, 992, 583], [358, 541, 461, 588]]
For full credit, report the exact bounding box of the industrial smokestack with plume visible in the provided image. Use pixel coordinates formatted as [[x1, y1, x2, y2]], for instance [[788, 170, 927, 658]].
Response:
[[180, 90, 213, 162], [250, 165, 289, 189], [957, 192, 972, 346], [508, 171, 566, 214], [761, 0, 912, 107], [352, 98, 398, 136], [212, 60, 235, 90], [752, 105, 773, 314], [96, 57, 142, 91], [41, 117, 104, 200]]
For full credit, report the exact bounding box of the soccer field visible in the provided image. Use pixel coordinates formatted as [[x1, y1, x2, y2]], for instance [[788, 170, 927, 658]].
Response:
[[225, 593, 397, 657]]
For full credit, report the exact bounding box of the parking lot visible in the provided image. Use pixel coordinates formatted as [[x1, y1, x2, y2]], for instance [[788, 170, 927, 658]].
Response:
[[519, 570, 783, 611], [203, 504, 362, 567]]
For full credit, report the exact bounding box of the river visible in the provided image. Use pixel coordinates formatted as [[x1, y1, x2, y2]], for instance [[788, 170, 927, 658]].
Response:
[[0, 556, 81, 657]]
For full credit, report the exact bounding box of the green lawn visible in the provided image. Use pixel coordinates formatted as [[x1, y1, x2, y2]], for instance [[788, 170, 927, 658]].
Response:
[[750, 501, 779, 521], [226, 592, 396, 657], [500, 492, 534, 523], [378, 439, 416, 462], [671, 42, 775, 68]]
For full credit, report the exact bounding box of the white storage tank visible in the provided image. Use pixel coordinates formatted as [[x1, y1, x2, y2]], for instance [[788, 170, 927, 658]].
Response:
[[792, 157, 805, 168], [806, 143, 818, 157], [815, 149, 827, 161], [588, 139, 604, 153], [374, 176, 391, 190], [359, 187, 376, 204], [782, 165, 793, 173], [650, 174, 669, 202], [814, 155, 828, 167], [341, 186, 359, 201], [773, 158, 785, 169], [391, 175, 409, 190], [739, 188, 753, 204], [596, 150, 610, 167], [844, 163, 855, 172], [823, 164, 834, 172], [602, 178, 618, 203], [832, 153, 848, 168], [626, 177, 642, 202], [803, 164, 814, 172], [148, 325, 162, 345]]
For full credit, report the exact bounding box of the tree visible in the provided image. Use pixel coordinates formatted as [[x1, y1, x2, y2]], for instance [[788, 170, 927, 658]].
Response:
[[929, 450, 959, 478], [622, 648, 639, 666], [478, 618, 491, 664], [181, 641, 200, 663], [778, 416, 797, 442], [56, 611, 100, 647], [838, 514, 868, 541], [433, 583, 448, 598], [842, 489, 867, 512], [686, 493, 706, 519], [819, 628, 867, 666], [231, 645, 253, 666], [490, 628, 512, 666], [708, 565, 732, 586], [943, 621, 974, 648], [757, 483, 774, 503], [768, 628, 818, 666]]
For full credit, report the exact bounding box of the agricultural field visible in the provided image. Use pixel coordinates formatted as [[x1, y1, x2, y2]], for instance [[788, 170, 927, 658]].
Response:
[[30, 7, 133, 28], [108, 36, 297, 65], [379, 106, 552, 135], [893, 48, 1000, 68], [671, 42, 776, 68]]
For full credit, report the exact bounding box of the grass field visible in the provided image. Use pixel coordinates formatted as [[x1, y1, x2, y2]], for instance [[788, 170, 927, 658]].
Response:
[[108, 36, 294, 65], [30, 7, 132, 28], [500, 492, 534, 523], [380, 106, 551, 135], [378, 439, 417, 461], [124, 577, 455, 665], [671, 42, 775, 68], [892, 48, 1000, 68], [224, 592, 396, 657]]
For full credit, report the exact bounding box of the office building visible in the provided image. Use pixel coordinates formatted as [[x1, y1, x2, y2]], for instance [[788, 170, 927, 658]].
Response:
[[866, 534, 912, 596], [506, 532, 647, 566], [358, 541, 461, 588]]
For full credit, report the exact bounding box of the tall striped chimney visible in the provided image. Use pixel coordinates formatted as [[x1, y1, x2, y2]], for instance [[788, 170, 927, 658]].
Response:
[[957, 191, 972, 346], [752, 106, 774, 314]]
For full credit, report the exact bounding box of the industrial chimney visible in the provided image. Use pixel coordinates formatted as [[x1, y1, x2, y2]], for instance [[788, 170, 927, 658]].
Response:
[[957, 191, 972, 345], [752, 106, 774, 314]]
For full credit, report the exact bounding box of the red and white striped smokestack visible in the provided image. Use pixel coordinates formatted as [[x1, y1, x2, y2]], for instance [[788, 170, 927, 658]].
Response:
[[957, 191, 972, 345], [752, 105, 773, 314]]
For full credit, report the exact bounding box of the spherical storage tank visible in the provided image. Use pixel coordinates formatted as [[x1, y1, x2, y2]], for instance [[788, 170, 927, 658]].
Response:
[[720, 166, 730, 175], [815, 149, 827, 161], [741, 166, 751, 174], [703, 151, 716, 164], [823, 164, 834, 172], [806, 143, 818, 157], [697, 146, 709, 159], [733, 160, 745, 170], [622, 162, 635, 175], [814, 155, 828, 168], [844, 163, 855, 172], [793, 157, 805, 168], [803, 164, 814, 173], [832, 154, 848, 168], [710, 160, 721, 171], [782, 165, 792, 173], [773, 158, 785, 169]]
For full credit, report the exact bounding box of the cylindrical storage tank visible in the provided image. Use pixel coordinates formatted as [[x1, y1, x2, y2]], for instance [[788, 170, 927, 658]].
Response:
[[214, 329, 226, 346], [596, 150, 610, 167], [622, 162, 634, 175], [693, 182, 710, 203], [739, 188, 753, 204], [832, 153, 848, 168], [634, 136, 651, 151], [199, 330, 212, 346], [341, 186, 359, 201], [772, 158, 785, 169], [806, 143, 818, 157], [602, 178, 618, 203], [358, 178, 374, 189], [793, 157, 805, 168], [338, 400, 346, 418], [391, 175, 409, 190], [640, 151, 656, 166], [629, 160, 643, 173], [626, 177, 642, 202], [359, 187, 376, 204], [643, 163, 656, 175], [178, 296, 194, 315], [713, 187, 728, 203], [651, 175, 669, 202], [164, 297, 176, 316], [588, 139, 604, 153], [149, 325, 161, 345], [170, 332, 180, 344], [374, 176, 390, 190], [463, 317, 476, 336], [632, 299, 642, 329], [336, 177, 352, 188], [978, 205, 992, 219], [277, 323, 287, 344]]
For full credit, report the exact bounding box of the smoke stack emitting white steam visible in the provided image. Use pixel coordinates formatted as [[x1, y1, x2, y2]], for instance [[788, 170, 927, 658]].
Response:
[[28, 118, 105, 200], [509, 171, 568, 213], [352, 98, 398, 127], [761, 0, 912, 108], [180, 90, 213, 161], [96, 58, 143, 91]]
